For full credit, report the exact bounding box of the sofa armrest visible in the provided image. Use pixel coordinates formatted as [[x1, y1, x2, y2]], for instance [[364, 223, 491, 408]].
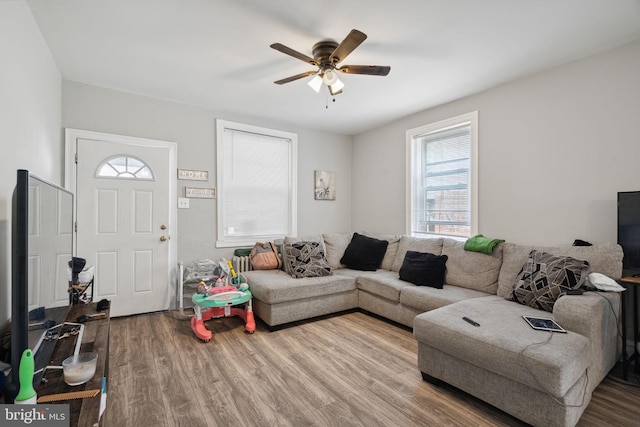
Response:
[[553, 291, 620, 386]]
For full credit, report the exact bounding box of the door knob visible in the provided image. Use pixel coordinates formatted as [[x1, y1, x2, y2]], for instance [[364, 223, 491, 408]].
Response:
[[160, 235, 168, 242], [160, 224, 167, 230]]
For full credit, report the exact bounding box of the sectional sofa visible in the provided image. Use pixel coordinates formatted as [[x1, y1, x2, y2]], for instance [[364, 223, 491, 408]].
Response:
[[242, 233, 623, 427]]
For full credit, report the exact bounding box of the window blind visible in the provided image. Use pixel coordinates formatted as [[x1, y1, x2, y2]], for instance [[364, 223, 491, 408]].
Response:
[[216, 121, 297, 247]]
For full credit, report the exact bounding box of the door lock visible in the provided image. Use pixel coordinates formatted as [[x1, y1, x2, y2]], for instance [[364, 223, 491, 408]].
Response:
[[160, 224, 167, 230]]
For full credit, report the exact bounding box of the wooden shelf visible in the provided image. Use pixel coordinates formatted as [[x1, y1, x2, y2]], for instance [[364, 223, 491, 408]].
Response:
[[621, 276, 640, 285], [37, 303, 110, 427]]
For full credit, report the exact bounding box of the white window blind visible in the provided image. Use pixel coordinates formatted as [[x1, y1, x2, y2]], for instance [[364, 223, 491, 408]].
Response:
[[216, 120, 297, 247], [407, 112, 478, 238]]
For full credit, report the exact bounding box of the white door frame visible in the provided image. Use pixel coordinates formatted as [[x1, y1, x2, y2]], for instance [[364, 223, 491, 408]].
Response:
[[64, 128, 178, 311]]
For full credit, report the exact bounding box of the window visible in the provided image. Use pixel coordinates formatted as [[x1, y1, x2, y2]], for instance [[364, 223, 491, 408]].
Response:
[[96, 155, 154, 180], [216, 120, 297, 248], [406, 111, 478, 238]]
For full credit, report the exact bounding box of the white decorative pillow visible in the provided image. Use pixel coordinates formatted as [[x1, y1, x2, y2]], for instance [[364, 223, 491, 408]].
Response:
[[586, 272, 626, 292]]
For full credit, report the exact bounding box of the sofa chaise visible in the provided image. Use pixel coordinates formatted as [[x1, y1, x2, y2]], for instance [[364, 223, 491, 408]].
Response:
[[242, 233, 623, 427]]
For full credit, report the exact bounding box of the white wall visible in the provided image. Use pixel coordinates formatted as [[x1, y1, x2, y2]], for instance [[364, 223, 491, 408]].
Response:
[[0, 1, 62, 324], [61, 81, 352, 265], [353, 39, 640, 246]]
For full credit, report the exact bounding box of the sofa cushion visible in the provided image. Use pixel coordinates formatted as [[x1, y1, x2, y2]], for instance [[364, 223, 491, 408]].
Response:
[[441, 238, 503, 294], [322, 233, 352, 270], [243, 269, 356, 304], [356, 270, 411, 302], [340, 232, 389, 271], [497, 242, 623, 298], [400, 284, 491, 312], [283, 241, 333, 279], [507, 250, 590, 313], [392, 236, 444, 272], [399, 251, 448, 288], [413, 296, 591, 398]]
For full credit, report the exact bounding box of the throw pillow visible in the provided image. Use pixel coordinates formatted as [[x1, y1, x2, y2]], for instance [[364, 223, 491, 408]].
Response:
[[398, 251, 449, 288], [322, 233, 353, 270], [283, 234, 325, 274], [585, 272, 625, 292], [283, 241, 332, 279], [340, 232, 389, 271], [509, 250, 590, 312]]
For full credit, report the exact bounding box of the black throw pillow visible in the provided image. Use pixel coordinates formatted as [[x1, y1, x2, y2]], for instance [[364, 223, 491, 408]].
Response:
[[399, 251, 448, 288], [340, 232, 389, 271]]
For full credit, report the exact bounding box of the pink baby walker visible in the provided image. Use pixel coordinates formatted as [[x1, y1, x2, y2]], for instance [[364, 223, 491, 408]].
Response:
[[189, 259, 255, 342]]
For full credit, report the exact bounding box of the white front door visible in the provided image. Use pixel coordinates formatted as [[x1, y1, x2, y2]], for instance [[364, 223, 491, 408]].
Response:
[[66, 129, 177, 317]]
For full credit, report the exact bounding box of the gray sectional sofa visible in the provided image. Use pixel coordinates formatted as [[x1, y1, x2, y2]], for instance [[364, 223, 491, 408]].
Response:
[[242, 233, 623, 427]]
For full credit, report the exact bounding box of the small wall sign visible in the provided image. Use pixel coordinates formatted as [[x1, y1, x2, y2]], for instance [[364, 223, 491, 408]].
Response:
[[178, 169, 209, 181], [186, 187, 216, 199]]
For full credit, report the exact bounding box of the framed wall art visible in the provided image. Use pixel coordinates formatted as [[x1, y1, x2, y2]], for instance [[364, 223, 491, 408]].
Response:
[[314, 170, 336, 200]]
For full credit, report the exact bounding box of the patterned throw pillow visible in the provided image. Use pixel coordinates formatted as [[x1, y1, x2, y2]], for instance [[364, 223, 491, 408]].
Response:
[[283, 241, 332, 279], [509, 250, 590, 312]]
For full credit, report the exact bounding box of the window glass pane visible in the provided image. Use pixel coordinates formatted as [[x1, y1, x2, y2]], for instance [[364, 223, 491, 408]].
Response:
[[408, 112, 477, 239], [96, 156, 154, 180], [419, 126, 470, 237]]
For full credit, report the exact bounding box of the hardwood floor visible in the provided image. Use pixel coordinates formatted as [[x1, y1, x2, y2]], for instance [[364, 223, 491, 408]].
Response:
[[104, 310, 640, 426]]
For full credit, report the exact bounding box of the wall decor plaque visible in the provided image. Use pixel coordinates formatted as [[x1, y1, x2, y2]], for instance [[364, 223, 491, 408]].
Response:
[[186, 187, 216, 198], [178, 169, 209, 181]]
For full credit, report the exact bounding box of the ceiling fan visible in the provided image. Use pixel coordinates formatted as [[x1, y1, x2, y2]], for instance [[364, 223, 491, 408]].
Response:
[[270, 29, 390, 96]]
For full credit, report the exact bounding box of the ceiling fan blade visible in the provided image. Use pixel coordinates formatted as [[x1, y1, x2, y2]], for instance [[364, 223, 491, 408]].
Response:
[[274, 70, 317, 85], [329, 29, 367, 64], [270, 43, 318, 66], [338, 65, 391, 76]]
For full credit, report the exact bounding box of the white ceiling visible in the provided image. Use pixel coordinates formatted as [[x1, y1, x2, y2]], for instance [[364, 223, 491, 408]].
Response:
[[27, 0, 640, 135]]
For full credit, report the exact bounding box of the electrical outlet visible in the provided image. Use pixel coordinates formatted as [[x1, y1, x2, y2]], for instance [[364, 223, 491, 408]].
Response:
[[178, 198, 190, 209]]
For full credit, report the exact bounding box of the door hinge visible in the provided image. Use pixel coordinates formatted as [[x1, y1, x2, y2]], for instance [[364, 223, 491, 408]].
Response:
[[75, 221, 78, 233], [75, 153, 78, 164]]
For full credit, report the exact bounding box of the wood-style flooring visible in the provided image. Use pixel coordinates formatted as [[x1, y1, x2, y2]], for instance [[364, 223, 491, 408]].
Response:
[[104, 310, 640, 426]]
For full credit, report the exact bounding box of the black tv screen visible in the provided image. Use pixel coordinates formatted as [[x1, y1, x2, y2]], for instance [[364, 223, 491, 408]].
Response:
[[7, 170, 74, 402], [618, 191, 640, 272]]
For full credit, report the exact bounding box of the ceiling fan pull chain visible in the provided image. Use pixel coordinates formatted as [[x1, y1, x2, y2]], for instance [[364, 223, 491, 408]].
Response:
[[325, 93, 337, 109]]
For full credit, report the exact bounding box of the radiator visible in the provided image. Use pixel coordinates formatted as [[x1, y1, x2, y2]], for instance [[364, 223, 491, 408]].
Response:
[[233, 256, 252, 273]]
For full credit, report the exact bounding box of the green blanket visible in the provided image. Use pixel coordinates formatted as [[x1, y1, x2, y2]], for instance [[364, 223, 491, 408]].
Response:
[[463, 234, 505, 254]]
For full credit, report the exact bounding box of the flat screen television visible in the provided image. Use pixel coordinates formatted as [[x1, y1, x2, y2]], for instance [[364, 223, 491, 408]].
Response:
[[6, 169, 74, 402], [618, 191, 640, 274]]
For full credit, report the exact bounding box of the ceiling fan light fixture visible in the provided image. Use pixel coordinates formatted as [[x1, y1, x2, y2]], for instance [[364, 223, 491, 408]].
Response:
[[329, 77, 344, 94], [308, 74, 323, 93], [323, 69, 338, 85]]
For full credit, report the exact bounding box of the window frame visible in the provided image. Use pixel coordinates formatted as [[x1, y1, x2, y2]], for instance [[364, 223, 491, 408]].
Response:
[[405, 111, 478, 239], [216, 119, 297, 248]]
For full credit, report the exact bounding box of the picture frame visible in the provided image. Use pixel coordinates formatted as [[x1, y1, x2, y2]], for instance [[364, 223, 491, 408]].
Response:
[[314, 170, 336, 200]]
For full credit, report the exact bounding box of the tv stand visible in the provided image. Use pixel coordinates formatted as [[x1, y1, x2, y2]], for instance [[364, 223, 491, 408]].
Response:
[[37, 302, 110, 426]]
